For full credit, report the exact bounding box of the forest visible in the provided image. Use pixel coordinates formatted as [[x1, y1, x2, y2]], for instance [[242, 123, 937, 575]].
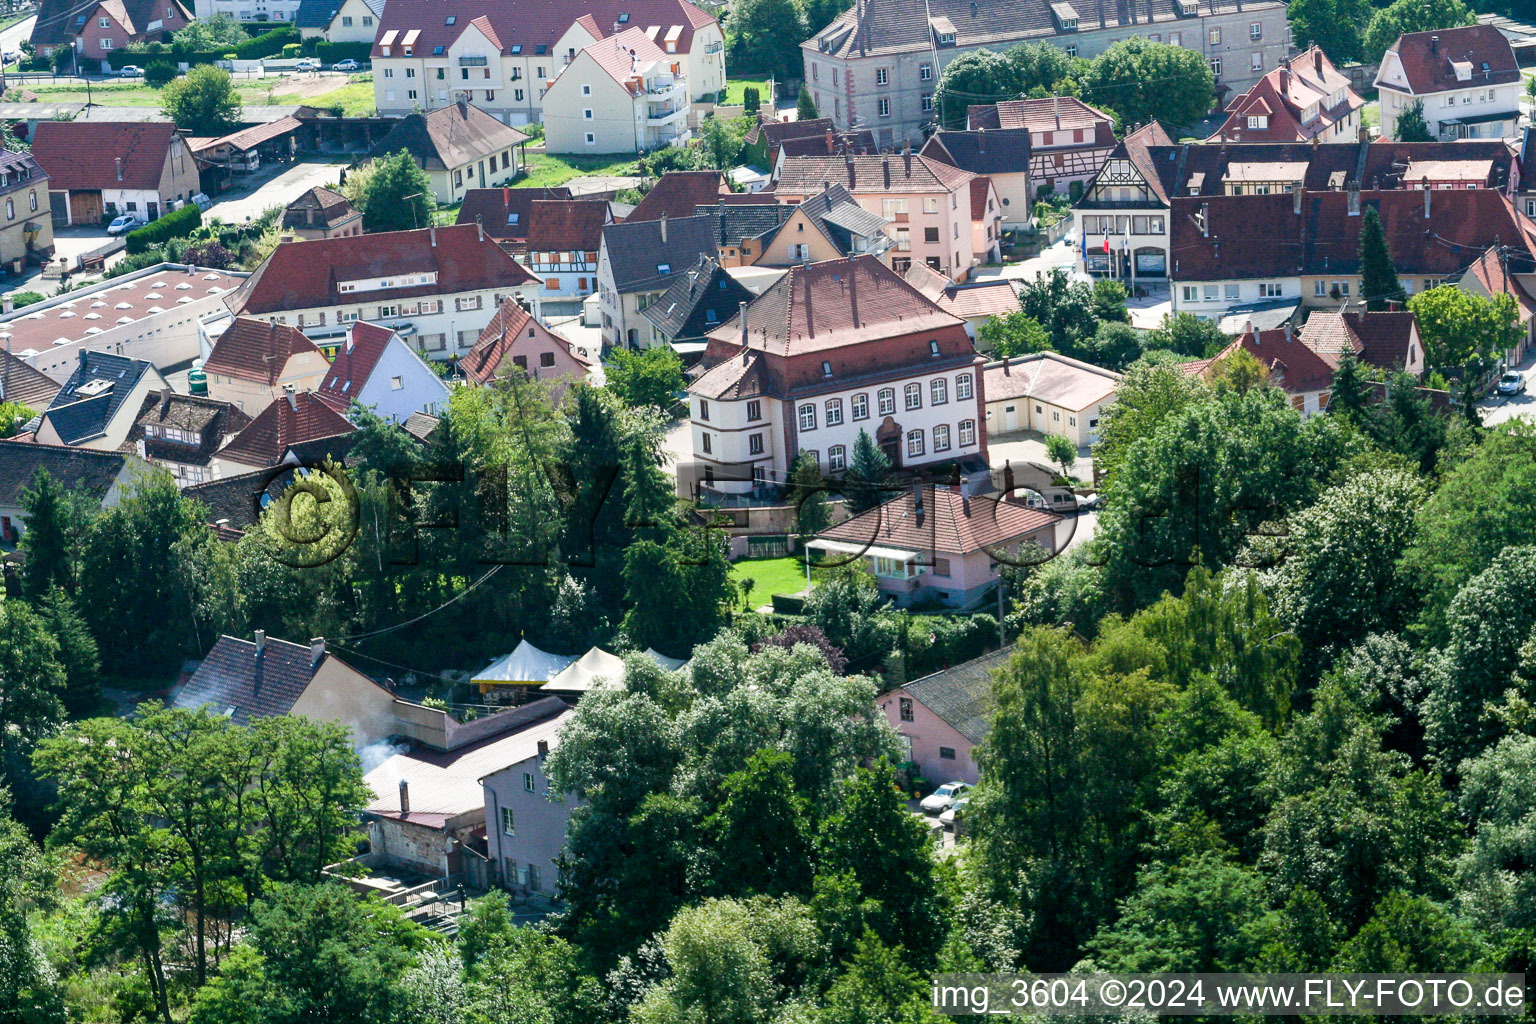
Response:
[[2, 349, 1535, 1022]]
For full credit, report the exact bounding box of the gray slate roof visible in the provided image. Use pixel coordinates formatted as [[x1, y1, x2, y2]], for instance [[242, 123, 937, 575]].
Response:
[[172, 634, 341, 725], [601, 213, 720, 292], [642, 254, 757, 342], [43, 352, 156, 445], [0, 441, 129, 507], [901, 647, 1010, 744], [185, 469, 278, 533], [922, 128, 1033, 175], [696, 202, 791, 248], [294, 0, 339, 27]]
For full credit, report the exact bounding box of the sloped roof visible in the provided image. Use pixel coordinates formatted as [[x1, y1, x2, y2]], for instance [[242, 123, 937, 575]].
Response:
[[642, 254, 756, 342], [689, 348, 769, 400], [705, 254, 962, 357], [294, 0, 340, 28], [1217, 47, 1363, 143], [204, 316, 324, 385], [905, 267, 1020, 321], [373, 0, 712, 61], [745, 116, 835, 147], [524, 199, 609, 252], [457, 186, 574, 242], [1218, 327, 1337, 392], [1300, 309, 1420, 371], [698, 201, 791, 247], [0, 439, 132, 507], [317, 321, 396, 409], [895, 646, 1011, 744], [283, 186, 360, 231], [921, 128, 1034, 176], [172, 634, 367, 726], [403, 411, 440, 442], [0, 349, 63, 411], [42, 351, 158, 444], [185, 468, 278, 534], [628, 170, 730, 223], [1384, 24, 1519, 94], [819, 484, 1061, 557], [461, 297, 588, 384], [577, 26, 671, 91], [600, 213, 719, 291], [982, 351, 1119, 409], [775, 152, 974, 195], [198, 116, 304, 155], [968, 96, 1113, 135], [217, 391, 357, 469], [368, 100, 529, 172], [227, 224, 535, 315], [129, 389, 251, 465], [31, 121, 182, 191]]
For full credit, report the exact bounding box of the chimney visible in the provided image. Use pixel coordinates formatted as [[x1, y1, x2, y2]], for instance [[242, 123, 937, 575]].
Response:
[[2, 293, 12, 315], [1431, 34, 1439, 56], [902, 142, 912, 177], [398, 779, 410, 816], [457, 94, 469, 116], [309, 636, 325, 669], [846, 154, 856, 188], [283, 383, 297, 410], [345, 327, 355, 355], [476, 219, 484, 243], [429, 224, 437, 246], [1200, 202, 1210, 237], [826, 128, 835, 153], [160, 388, 172, 416], [254, 629, 266, 656], [882, 155, 891, 189], [659, 212, 668, 243], [503, 186, 510, 205], [536, 739, 549, 757], [1283, 321, 1293, 343], [848, 254, 859, 327], [738, 300, 748, 346], [1293, 187, 1303, 214], [978, 127, 986, 154], [1313, 47, 1323, 76], [1425, 185, 1432, 219], [1347, 185, 1360, 216], [115, 157, 123, 182], [1053, 94, 1061, 129], [1249, 320, 1259, 345], [1280, 67, 1290, 93], [949, 465, 962, 493], [803, 270, 815, 338]]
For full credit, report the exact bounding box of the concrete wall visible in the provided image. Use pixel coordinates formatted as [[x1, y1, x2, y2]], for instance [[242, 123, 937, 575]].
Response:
[[482, 752, 574, 897], [877, 685, 978, 785]]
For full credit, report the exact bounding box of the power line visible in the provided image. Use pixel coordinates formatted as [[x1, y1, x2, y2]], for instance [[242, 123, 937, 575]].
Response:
[[338, 562, 506, 643]]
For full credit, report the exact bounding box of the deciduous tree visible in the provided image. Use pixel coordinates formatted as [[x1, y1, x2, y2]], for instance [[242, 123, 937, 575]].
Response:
[[160, 65, 242, 135]]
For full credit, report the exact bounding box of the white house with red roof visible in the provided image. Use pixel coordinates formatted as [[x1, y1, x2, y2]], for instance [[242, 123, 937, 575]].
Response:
[[543, 29, 692, 154], [316, 321, 451, 423], [810, 482, 1061, 609], [224, 223, 539, 364], [370, 0, 723, 126], [1216, 47, 1363, 144], [1376, 25, 1522, 141]]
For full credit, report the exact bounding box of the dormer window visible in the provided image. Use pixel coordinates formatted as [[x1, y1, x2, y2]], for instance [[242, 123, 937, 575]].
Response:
[[657, 262, 671, 274], [618, 12, 630, 21], [822, 360, 833, 377], [929, 339, 941, 357], [1050, 1, 1079, 30], [1178, 0, 1197, 14]]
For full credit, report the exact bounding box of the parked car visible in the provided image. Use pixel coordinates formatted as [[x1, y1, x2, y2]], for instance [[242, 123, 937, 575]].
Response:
[[938, 797, 969, 830], [919, 781, 969, 814], [331, 59, 360, 72], [117, 65, 143, 77], [107, 214, 144, 235], [1497, 371, 1527, 396], [294, 58, 319, 72], [190, 193, 212, 212], [1075, 492, 1100, 513]]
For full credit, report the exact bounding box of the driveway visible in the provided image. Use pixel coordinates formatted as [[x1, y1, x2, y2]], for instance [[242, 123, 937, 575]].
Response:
[[1478, 352, 1536, 427], [205, 160, 350, 225], [972, 235, 1081, 285]]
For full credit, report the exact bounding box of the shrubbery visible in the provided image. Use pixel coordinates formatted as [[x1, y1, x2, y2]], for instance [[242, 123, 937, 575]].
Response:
[[124, 204, 202, 254]]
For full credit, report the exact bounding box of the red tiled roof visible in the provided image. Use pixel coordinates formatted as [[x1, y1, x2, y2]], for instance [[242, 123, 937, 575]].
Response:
[[967, 96, 1113, 133], [819, 484, 1060, 556], [317, 322, 395, 409], [1463, 244, 1536, 321], [628, 170, 730, 222], [371, 0, 713, 60], [31, 121, 183, 191], [524, 199, 609, 252], [774, 152, 975, 196], [457, 186, 574, 242], [1217, 47, 1363, 143], [1300, 310, 1420, 372], [204, 316, 323, 386], [745, 117, 834, 147], [218, 391, 356, 469], [1218, 327, 1337, 393], [1383, 25, 1519, 95], [969, 176, 993, 221], [777, 130, 879, 158], [705, 254, 963, 357], [579, 26, 671, 91], [1169, 188, 1536, 281], [226, 223, 535, 315], [461, 298, 589, 384]]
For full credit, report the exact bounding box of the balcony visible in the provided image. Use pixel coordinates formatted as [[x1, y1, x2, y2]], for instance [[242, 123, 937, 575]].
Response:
[[704, 41, 723, 53], [646, 74, 686, 97], [458, 54, 488, 66], [647, 104, 688, 124]]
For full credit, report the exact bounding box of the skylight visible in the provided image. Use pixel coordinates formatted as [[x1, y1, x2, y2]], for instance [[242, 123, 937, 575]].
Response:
[[445, 15, 455, 24]]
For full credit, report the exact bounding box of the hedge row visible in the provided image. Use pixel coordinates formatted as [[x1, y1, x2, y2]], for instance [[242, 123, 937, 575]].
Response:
[[125, 204, 202, 255], [104, 25, 298, 69], [310, 41, 373, 64]]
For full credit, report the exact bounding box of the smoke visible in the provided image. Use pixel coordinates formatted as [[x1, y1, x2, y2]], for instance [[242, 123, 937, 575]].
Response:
[[359, 738, 410, 775]]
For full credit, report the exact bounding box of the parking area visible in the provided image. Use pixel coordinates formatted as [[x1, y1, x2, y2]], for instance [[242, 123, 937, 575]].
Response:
[[205, 160, 351, 225]]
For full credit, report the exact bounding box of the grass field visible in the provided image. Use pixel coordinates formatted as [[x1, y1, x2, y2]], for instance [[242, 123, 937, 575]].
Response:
[[15, 76, 377, 114], [732, 556, 812, 607], [721, 78, 770, 105], [517, 150, 641, 188]]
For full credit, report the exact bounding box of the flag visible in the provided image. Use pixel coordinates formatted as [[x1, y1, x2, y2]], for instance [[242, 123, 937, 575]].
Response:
[[1102, 234, 1111, 253]]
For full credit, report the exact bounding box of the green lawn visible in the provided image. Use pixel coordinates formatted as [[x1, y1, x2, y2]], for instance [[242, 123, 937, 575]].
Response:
[[271, 78, 376, 115], [732, 556, 812, 607], [721, 78, 769, 105], [15, 76, 376, 115], [516, 150, 640, 189]]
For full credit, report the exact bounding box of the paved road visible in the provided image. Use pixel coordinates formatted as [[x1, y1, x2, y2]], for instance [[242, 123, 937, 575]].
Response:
[[205, 160, 349, 225], [0, 15, 35, 59], [1477, 354, 1536, 427]]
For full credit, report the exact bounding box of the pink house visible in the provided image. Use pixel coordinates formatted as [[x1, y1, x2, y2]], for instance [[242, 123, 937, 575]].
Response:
[[70, 0, 190, 59], [460, 297, 592, 397], [876, 647, 1009, 786], [808, 483, 1062, 610]]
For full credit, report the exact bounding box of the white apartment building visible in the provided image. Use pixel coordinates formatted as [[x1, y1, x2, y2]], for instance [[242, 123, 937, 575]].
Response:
[[1376, 25, 1522, 141], [543, 29, 691, 154], [371, 0, 723, 126]]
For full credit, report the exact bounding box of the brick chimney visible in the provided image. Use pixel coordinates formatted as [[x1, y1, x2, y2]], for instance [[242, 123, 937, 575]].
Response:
[[398, 779, 410, 816], [309, 636, 325, 670], [1431, 34, 1439, 56]]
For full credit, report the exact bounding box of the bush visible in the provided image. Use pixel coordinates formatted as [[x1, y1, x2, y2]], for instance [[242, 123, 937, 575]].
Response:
[[9, 290, 46, 309], [144, 62, 177, 87], [771, 593, 808, 615], [280, 42, 300, 58], [124, 204, 202, 255], [313, 41, 373, 64]]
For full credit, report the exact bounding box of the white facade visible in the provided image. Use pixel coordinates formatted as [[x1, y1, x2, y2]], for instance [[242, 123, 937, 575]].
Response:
[[196, 0, 301, 23], [1171, 275, 1302, 318], [336, 332, 451, 422], [374, 18, 724, 126], [543, 51, 691, 154], [692, 366, 984, 492], [524, 251, 599, 302], [1376, 51, 1520, 141]]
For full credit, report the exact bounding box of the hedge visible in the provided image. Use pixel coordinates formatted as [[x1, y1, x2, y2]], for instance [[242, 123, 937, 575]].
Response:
[[311, 41, 373, 64], [106, 25, 298, 69], [125, 204, 202, 255]]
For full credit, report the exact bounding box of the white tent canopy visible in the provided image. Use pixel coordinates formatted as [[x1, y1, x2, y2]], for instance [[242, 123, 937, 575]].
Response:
[[545, 647, 628, 693], [644, 647, 689, 672], [473, 639, 576, 688]]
